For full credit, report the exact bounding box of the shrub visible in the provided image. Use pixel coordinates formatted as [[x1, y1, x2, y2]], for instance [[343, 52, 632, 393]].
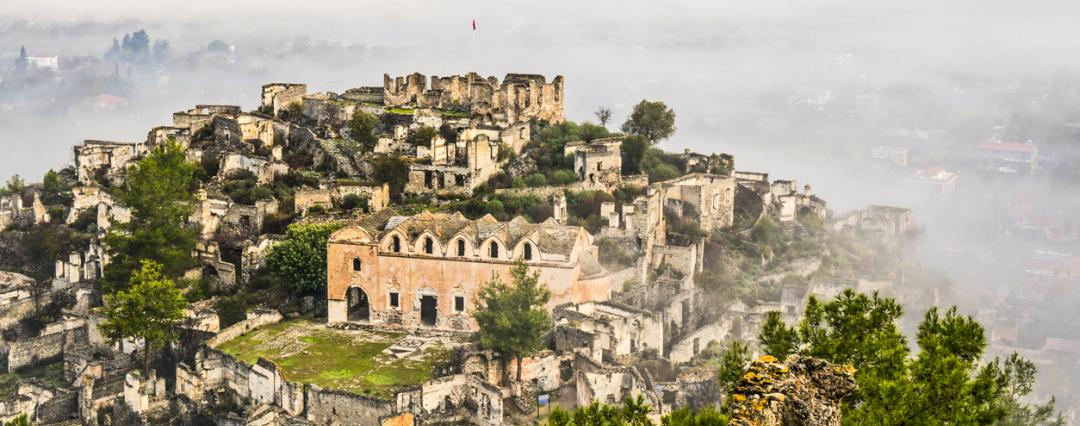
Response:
[[525, 173, 547, 187]]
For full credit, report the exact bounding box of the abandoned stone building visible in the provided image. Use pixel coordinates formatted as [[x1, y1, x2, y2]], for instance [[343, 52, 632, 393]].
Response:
[[383, 72, 565, 125], [0, 191, 49, 232], [656, 173, 737, 232], [325, 211, 612, 330], [73, 140, 145, 187], [260, 83, 307, 116], [734, 171, 827, 223], [293, 182, 391, 217], [566, 137, 624, 190], [554, 300, 664, 363]]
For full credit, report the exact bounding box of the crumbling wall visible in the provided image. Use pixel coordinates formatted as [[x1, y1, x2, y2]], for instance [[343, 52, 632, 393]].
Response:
[[73, 141, 143, 186], [729, 356, 856, 426], [7, 332, 65, 372], [261, 83, 307, 116]]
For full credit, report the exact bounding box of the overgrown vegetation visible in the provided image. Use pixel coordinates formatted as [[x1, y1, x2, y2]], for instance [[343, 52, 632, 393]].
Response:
[[102, 141, 199, 294], [760, 290, 1064, 425]]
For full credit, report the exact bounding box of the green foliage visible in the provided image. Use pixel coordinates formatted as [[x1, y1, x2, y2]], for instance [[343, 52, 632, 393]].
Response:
[[348, 110, 380, 151], [2, 413, 29, 426], [640, 148, 685, 182], [371, 154, 409, 202], [41, 169, 67, 203], [511, 176, 526, 189], [222, 170, 274, 205], [265, 222, 344, 296], [525, 172, 548, 187], [621, 135, 649, 175], [0, 175, 26, 197], [340, 193, 369, 212], [757, 290, 1062, 425], [715, 341, 751, 395], [214, 295, 248, 329], [527, 121, 610, 183], [409, 125, 438, 147], [622, 100, 676, 142], [759, 312, 801, 360], [103, 141, 199, 293], [551, 169, 578, 185], [100, 260, 188, 373], [473, 261, 552, 381], [440, 193, 552, 223], [547, 395, 654, 426], [662, 407, 730, 426]]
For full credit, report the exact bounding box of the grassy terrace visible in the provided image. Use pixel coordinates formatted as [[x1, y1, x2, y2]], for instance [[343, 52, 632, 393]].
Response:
[[0, 360, 67, 399], [215, 320, 447, 399]]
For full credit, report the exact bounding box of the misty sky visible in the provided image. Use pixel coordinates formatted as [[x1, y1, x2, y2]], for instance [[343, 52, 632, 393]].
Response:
[[4, 0, 1080, 203]]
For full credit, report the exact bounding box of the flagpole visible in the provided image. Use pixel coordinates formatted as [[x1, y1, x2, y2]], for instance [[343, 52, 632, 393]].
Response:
[[469, 19, 477, 101]]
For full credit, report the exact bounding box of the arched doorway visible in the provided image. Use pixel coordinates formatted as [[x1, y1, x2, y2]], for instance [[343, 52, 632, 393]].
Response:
[[347, 287, 369, 322]]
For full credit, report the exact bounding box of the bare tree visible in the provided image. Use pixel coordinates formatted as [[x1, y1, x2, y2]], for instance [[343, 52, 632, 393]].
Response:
[[595, 106, 612, 128]]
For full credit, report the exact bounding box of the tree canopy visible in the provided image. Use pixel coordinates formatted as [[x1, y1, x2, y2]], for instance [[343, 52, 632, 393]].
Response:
[[100, 260, 188, 375], [759, 290, 1062, 425], [102, 141, 199, 293], [622, 100, 676, 142], [473, 260, 552, 382], [265, 222, 344, 296], [348, 110, 380, 151]]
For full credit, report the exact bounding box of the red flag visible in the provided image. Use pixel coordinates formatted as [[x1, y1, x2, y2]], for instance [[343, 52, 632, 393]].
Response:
[[472, 19, 476, 31]]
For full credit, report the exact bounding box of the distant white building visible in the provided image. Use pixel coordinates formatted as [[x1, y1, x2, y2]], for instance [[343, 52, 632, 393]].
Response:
[[26, 56, 59, 72], [908, 167, 958, 196]]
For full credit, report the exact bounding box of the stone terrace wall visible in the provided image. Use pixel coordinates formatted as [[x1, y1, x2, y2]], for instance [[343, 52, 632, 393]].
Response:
[[206, 310, 283, 348], [7, 332, 64, 372]]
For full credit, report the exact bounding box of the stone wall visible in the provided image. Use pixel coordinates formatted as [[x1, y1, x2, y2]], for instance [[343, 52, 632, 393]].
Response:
[[206, 310, 283, 348], [383, 73, 564, 125], [7, 331, 65, 372], [261, 83, 307, 116]]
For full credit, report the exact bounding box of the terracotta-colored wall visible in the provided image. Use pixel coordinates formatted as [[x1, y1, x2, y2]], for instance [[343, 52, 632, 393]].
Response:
[[328, 244, 610, 328]]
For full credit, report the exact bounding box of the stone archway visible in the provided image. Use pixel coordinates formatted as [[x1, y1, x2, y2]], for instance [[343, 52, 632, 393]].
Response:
[[347, 287, 370, 322]]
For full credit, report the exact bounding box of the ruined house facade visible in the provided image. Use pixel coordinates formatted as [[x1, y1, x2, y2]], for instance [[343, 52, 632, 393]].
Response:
[[326, 211, 612, 330], [260, 83, 307, 116], [383, 72, 564, 125], [566, 137, 624, 190], [657, 173, 737, 232]]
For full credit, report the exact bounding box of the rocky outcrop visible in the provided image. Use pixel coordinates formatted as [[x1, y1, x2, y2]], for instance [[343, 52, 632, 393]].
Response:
[[729, 355, 856, 426]]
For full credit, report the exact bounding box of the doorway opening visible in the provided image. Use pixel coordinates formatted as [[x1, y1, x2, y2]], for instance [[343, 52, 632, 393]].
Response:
[[420, 295, 438, 326], [347, 287, 369, 322]]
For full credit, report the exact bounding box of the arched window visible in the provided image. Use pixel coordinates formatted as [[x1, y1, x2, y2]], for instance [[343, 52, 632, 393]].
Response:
[[392, 235, 401, 253], [424, 237, 434, 254], [457, 239, 466, 256], [352, 258, 362, 271], [523, 243, 533, 261], [489, 241, 500, 258]]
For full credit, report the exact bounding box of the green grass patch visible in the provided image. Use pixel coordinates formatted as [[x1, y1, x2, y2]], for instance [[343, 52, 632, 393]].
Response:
[[385, 107, 415, 115], [0, 360, 67, 399], [215, 320, 447, 399]]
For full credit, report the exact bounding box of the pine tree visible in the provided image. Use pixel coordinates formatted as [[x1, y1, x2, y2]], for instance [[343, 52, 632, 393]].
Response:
[[473, 260, 552, 382], [14, 46, 28, 73]]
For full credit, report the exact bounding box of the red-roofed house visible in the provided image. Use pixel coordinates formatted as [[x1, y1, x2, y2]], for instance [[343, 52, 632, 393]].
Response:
[[908, 166, 958, 195], [976, 141, 1038, 174]]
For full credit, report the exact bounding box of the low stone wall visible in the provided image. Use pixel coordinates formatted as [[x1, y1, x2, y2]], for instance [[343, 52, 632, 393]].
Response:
[[206, 310, 283, 348], [7, 332, 64, 372]]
